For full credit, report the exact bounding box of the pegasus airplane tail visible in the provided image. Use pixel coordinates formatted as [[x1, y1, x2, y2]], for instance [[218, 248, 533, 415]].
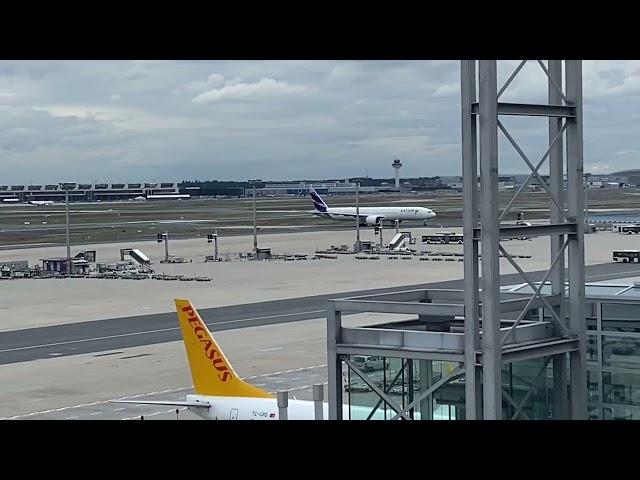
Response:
[[175, 299, 273, 398]]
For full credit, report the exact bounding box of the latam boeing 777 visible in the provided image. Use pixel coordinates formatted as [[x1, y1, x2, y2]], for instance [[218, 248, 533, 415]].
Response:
[[308, 188, 436, 226]]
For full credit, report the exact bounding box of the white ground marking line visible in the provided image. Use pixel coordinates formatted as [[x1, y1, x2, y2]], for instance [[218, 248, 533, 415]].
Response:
[[121, 407, 187, 420], [89, 412, 102, 416], [586, 269, 640, 280], [276, 382, 329, 393], [0, 310, 325, 353], [65, 416, 79, 420], [1, 364, 328, 420], [0, 386, 193, 419], [113, 408, 125, 411]]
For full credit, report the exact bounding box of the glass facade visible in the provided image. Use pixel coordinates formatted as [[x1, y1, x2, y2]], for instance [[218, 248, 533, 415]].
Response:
[[585, 299, 640, 420], [344, 356, 464, 420], [602, 405, 640, 420], [502, 357, 555, 420], [341, 286, 640, 420]]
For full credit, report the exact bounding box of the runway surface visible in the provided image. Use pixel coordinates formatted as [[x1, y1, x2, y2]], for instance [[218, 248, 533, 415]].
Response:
[[1, 364, 327, 420], [1, 262, 638, 366]]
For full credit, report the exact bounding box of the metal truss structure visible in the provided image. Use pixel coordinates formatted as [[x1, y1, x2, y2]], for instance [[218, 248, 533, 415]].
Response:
[[326, 61, 586, 420], [462, 60, 586, 419]]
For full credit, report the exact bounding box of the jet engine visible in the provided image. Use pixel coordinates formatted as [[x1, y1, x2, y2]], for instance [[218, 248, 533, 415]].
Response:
[[365, 215, 383, 226]]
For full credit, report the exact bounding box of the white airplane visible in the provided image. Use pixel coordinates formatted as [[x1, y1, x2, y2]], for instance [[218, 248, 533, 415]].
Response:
[[28, 200, 55, 206], [308, 188, 436, 226], [114, 299, 421, 420]]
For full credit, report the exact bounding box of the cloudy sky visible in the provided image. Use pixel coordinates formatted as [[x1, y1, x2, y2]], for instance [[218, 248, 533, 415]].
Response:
[[1, 60, 639, 184]]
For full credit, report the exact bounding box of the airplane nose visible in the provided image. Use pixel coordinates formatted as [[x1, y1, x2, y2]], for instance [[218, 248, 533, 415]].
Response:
[[431, 211, 436, 218]]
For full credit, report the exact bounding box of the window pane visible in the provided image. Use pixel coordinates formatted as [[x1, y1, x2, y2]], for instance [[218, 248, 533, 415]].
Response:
[[586, 285, 629, 296], [513, 284, 553, 295], [617, 287, 640, 298], [602, 303, 640, 333], [588, 405, 602, 420], [602, 371, 640, 406], [602, 405, 640, 420], [587, 335, 598, 363], [502, 357, 554, 420], [588, 370, 600, 403], [602, 336, 640, 369]]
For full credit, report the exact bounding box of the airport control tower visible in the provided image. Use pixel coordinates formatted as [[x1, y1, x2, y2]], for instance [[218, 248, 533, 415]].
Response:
[[392, 158, 402, 189]]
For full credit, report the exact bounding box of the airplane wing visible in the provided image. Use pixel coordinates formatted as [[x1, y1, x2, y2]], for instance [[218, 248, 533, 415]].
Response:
[[111, 400, 211, 409]]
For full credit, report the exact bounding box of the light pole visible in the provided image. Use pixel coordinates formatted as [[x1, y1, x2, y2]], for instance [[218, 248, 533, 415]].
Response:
[[249, 179, 261, 259], [65, 189, 70, 271], [253, 184, 257, 258], [584, 174, 589, 226], [60, 182, 76, 275], [355, 181, 360, 252], [164, 232, 169, 262]]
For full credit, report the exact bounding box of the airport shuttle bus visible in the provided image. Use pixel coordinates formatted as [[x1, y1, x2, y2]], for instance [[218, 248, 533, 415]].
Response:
[[422, 232, 464, 245], [613, 250, 640, 263], [615, 224, 640, 235]]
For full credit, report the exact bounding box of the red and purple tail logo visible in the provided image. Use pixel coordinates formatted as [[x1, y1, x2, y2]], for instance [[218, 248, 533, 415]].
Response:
[[309, 188, 328, 213]]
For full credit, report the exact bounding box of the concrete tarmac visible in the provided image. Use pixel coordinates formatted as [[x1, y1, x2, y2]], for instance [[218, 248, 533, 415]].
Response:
[[2, 227, 640, 420], [1, 261, 638, 366]]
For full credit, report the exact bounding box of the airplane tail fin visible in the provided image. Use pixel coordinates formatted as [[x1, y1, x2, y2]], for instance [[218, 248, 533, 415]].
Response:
[[175, 299, 273, 398], [309, 187, 329, 213]]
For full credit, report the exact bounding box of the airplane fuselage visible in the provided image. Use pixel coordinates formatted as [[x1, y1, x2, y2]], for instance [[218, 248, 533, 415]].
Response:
[[183, 394, 443, 420], [185, 394, 399, 420], [317, 206, 435, 223]]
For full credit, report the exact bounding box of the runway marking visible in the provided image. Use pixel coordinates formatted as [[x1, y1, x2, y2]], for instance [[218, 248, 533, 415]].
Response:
[[89, 412, 102, 416], [0, 310, 325, 354], [0, 386, 193, 419], [244, 364, 325, 380], [113, 408, 125, 411], [0, 364, 327, 419], [121, 407, 187, 420], [283, 382, 329, 393], [586, 269, 640, 280], [65, 416, 79, 420]]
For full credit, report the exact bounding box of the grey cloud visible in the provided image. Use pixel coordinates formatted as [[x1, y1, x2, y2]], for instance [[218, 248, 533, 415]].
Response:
[[0, 60, 639, 183]]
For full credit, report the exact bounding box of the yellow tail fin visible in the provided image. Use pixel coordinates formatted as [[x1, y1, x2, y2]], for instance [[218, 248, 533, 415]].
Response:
[[175, 299, 273, 398]]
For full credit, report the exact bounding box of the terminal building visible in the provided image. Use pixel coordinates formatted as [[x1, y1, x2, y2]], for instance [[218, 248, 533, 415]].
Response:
[[586, 170, 640, 188], [0, 182, 182, 202], [252, 180, 403, 197]]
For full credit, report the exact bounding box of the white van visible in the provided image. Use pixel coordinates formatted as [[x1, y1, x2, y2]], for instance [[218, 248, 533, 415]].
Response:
[[351, 355, 385, 372]]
